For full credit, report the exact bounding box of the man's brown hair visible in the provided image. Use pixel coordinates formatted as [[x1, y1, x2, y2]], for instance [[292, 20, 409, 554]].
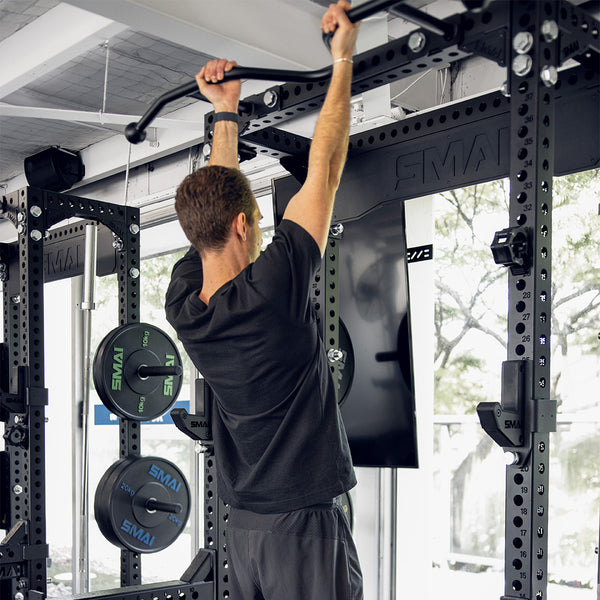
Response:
[[175, 165, 256, 254]]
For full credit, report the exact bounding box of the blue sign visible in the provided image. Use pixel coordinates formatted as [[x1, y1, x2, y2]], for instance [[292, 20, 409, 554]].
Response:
[[94, 400, 190, 425]]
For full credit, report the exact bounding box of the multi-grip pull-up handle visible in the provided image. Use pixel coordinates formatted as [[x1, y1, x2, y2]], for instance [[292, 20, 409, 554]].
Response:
[[124, 0, 403, 144]]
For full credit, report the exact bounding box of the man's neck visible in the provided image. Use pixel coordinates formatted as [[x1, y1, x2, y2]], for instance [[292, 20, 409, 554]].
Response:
[[199, 246, 249, 305]]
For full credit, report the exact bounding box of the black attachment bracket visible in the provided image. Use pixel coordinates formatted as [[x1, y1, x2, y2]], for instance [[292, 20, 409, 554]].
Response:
[[180, 548, 215, 583], [477, 360, 531, 457], [170, 379, 213, 442], [490, 226, 530, 275]]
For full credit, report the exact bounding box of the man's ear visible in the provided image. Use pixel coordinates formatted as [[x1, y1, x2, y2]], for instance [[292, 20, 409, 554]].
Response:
[[233, 212, 247, 241]]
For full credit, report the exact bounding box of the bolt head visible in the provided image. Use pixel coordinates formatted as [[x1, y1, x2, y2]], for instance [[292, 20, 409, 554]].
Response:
[[30, 205, 42, 218], [129, 267, 140, 279], [540, 65, 558, 87], [263, 89, 279, 108], [408, 31, 427, 53], [13, 484, 23, 495], [30, 229, 43, 242], [327, 348, 343, 363], [512, 54, 533, 77], [330, 223, 344, 237], [513, 31, 534, 54], [541, 19, 559, 43], [129, 223, 140, 235]]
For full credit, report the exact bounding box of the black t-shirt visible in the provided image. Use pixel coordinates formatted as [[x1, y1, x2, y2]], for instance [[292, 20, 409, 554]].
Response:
[[165, 219, 356, 513]]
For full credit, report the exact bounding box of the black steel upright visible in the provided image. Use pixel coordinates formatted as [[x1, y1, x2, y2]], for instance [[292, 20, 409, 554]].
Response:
[[0, 188, 141, 598], [501, 2, 558, 598]]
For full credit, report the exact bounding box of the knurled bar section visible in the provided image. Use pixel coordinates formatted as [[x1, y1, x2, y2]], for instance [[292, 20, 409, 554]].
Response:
[[502, 2, 558, 599]]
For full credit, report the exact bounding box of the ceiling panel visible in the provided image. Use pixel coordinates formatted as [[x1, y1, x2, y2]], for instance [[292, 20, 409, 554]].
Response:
[[0, 0, 60, 41], [0, 23, 215, 182]]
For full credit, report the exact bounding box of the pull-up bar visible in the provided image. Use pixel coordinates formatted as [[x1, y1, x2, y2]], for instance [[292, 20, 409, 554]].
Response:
[[124, 0, 475, 144]]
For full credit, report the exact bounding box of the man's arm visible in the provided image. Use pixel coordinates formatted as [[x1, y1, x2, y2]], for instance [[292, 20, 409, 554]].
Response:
[[282, 0, 359, 255], [195, 59, 241, 169]]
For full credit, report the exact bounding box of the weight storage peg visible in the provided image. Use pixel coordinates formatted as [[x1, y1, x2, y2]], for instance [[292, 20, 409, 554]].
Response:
[[93, 322, 183, 421], [94, 455, 191, 553]]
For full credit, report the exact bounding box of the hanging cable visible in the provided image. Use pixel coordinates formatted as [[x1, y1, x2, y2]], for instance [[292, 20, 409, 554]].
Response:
[[123, 142, 132, 205], [390, 68, 433, 102], [101, 41, 110, 117]]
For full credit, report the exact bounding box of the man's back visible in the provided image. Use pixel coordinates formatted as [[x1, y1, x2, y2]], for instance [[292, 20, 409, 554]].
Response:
[[166, 219, 356, 513]]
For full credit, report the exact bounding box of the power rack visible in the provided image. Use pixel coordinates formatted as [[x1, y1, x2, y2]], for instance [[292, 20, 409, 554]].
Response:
[[0, 0, 598, 599]]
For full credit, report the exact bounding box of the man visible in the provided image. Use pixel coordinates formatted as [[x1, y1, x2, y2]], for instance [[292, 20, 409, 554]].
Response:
[[165, 2, 363, 598]]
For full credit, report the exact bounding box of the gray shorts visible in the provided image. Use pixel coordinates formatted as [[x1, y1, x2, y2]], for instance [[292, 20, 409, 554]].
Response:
[[226, 502, 363, 600]]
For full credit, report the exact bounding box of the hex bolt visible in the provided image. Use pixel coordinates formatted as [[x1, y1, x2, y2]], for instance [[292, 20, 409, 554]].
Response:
[[504, 451, 518, 465], [513, 31, 534, 54], [408, 31, 427, 53], [541, 19, 559, 43], [11, 295, 20, 304], [129, 267, 140, 279], [13, 484, 23, 495], [512, 54, 533, 77], [327, 348, 343, 363], [15, 593, 25, 600], [129, 223, 140, 235], [17, 211, 25, 223], [30, 205, 42, 218], [500, 81, 510, 97], [263, 89, 279, 108], [30, 230, 43, 242], [330, 223, 344, 237], [112, 237, 124, 251], [540, 65, 558, 87], [17, 223, 25, 235]]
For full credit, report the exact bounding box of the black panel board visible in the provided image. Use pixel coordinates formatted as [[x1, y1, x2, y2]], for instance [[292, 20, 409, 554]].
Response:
[[272, 178, 417, 468]]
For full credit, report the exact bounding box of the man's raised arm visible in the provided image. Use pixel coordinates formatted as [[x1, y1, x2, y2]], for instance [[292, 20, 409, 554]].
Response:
[[195, 59, 242, 170], [282, 0, 360, 255]]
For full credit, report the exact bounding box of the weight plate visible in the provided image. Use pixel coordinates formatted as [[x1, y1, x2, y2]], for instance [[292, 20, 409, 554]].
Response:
[[93, 323, 183, 421], [94, 456, 190, 553]]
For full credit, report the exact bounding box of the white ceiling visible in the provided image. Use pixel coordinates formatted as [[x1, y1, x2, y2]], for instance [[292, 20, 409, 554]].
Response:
[[1, 0, 492, 195]]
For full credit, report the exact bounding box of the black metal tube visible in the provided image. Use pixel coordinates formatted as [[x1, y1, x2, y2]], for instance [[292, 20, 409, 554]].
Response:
[[124, 0, 405, 144], [145, 498, 183, 514], [137, 364, 183, 378]]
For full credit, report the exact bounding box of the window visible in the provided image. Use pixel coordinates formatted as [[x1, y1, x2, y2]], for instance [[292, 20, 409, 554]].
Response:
[[431, 170, 600, 597]]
